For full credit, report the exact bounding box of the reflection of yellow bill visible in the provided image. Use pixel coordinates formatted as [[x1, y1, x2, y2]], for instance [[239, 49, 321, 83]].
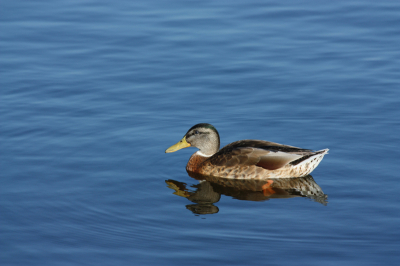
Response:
[[165, 181, 190, 198], [165, 136, 191, 153]]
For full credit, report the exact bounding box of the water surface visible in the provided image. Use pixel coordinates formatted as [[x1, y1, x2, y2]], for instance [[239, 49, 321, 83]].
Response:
[[2, 0, 400, 265]]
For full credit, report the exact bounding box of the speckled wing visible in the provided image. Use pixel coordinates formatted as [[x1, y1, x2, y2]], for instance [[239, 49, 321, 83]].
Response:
[[208, 140, 313, 170]]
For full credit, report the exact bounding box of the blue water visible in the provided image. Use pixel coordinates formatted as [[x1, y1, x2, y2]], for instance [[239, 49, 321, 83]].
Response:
[[2, 0, 400, 265]]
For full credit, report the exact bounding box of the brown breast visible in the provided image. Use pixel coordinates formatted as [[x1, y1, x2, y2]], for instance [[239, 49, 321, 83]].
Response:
[[186, 153, 209, 173]]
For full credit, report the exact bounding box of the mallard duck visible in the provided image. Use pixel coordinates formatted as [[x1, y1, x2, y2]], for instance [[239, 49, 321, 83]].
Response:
[[165, 123, 328, 179]]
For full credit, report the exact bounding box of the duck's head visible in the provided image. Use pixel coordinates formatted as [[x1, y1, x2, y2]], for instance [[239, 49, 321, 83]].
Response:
[[165, 123, 220, 156]]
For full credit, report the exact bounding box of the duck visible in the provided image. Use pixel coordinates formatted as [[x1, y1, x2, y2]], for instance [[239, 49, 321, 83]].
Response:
[[165, 123, 328, 179]]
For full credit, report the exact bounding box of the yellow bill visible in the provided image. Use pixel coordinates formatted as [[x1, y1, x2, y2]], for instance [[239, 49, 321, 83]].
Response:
[[165, 136, 191, 153]]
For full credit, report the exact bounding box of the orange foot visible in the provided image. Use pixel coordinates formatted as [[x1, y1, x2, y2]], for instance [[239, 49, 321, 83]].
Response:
[[261, 180, 275, 196]]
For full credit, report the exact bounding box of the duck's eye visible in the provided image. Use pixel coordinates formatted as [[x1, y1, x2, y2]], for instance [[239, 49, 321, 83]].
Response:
[[194, 130, 199, 135]]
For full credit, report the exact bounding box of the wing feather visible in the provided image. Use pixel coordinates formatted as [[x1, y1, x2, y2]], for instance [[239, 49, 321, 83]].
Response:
[[209, 146, 303, 170]]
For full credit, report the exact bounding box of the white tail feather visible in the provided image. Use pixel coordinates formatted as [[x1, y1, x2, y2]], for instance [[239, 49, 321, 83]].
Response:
[[296, 149, 329, 168]]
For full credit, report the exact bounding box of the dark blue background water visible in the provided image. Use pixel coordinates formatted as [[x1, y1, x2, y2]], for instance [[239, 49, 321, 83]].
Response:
[[2, 0, 400, 265]]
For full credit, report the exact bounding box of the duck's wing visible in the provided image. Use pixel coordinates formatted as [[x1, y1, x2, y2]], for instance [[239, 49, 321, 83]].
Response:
[[208, 140, 314, 170]]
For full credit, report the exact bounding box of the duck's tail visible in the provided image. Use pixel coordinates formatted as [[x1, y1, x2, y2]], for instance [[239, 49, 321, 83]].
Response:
[[290, 149, 329, 176]]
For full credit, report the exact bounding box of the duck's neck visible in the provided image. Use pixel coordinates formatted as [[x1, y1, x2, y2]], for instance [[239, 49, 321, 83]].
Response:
[[186, 151, 212, 172]]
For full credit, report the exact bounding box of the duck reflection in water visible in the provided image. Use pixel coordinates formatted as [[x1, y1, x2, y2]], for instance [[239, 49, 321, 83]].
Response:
[[166, 172, 328, 215]]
